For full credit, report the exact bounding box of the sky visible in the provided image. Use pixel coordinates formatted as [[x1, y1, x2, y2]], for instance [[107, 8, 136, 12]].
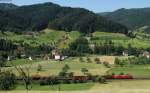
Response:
[[3, 0, 150, 12]]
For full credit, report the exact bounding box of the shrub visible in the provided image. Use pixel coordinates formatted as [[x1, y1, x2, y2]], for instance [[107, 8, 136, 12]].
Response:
[[94, 58, 101, 64], [68, 72, 74, 78], [0, 56, 6, 67], [103, 62, 111, 68], [37, 64, 42, 72], [114, 58, 120, 65], [41, 76, 59, 85], [98, 77, 106, 83], [87, 57, 92, 63], [79, 57, 84, 62], [58, 71, 66, 77], [73, 80, 78, 83], [120, 72, 124, 75], [62, 79, 71, 84], [112, 73, 115, 76], [0, 71, 16, 90], [81, 68, 89, 75], [40, 80, 47, 85]]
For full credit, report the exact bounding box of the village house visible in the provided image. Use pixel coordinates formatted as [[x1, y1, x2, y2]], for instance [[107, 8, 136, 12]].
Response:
[[28, 56, 33, 61], [122, 50, 128, 56], [89, 44, 95, 51], [143, 51, 150, 58], [51, 49, 67, 61], [54, 54, 61, 60]]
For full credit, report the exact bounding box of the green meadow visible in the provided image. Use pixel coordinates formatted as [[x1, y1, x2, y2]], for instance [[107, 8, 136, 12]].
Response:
[[89, 31, 150, 48]]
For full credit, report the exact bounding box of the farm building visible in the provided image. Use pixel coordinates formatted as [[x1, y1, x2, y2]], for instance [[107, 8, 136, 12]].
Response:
[[143, 51, 150, 58], [122, 50, 128, 56], [54, 55, 68, 61], [51, 49, 68, 61], [28, 56, 33, 61]]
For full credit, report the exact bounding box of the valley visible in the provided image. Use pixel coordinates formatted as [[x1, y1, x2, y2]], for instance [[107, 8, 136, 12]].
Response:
[[0, 1, 150, 93]]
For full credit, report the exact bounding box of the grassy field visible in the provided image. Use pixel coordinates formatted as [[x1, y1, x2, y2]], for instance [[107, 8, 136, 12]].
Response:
[[1, 80, 150, 93], [0, 29, 80, 48], [1, 30, 150, 48], [108, 65, 150, 78], [3, 56, 130, 76], [4, 57, 111, 76], [78, 55, 129, 64], [90, 31, 150, 48], [6, 58, 42, 66], [15, 83, 94, 91]]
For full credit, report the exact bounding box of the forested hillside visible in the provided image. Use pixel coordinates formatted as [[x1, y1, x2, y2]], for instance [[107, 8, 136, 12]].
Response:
[[0, 2, 128, 34], [99, 8, 150, 30], [0, 3, 17, 10]]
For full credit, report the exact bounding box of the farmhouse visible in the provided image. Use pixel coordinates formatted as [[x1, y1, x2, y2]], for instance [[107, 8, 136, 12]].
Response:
[[122, 50, 128, 56], [54, 55, 61, 60], [89, 44, 95, 50], [143, 51, 150, 58], [28, 56, 33, 61], [51, 49, 67, 61]]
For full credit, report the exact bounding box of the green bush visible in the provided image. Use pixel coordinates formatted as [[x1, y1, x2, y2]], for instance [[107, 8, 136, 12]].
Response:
[[0, 71, 16, 90]]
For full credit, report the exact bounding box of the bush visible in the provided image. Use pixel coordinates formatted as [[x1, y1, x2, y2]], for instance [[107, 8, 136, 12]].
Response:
[[0, 71, 16, 90], [37, 64, 42, 72], [79, 57, 84, 62], [59, 71, 67, 77], [103, 62, 111, 68], [120, 72, 124, 75], [40, 80, 47, 85], [94, 58, 101, 64], [79, 80, 84, 83], [98, 77, 106, 83], [112, 73, 115, 76], [47, 77, 59, 85], [73, 80, 78, 83], [96, 61, 101, 64], [81, 68, 89, 75], [0, 56, 6, 67], [86, 57, 92, 63], [62, 79, 71, 84]]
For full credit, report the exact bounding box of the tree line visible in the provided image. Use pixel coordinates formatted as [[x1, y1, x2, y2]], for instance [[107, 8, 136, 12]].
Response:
[[62, 37, 149, 57]]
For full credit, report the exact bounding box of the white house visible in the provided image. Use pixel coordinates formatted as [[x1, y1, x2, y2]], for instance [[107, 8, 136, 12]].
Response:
[[54, 55, 68, 61], [143, 51, 150, 58], [55, 55, 61, 60], [7, 56, 10, 61], [29, 56, 32, 61], [122, 50, 128, 56]]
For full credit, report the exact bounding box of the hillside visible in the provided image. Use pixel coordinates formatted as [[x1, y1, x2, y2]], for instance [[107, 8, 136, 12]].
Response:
[[0, 2, 128, 34], [99, 8, 150, 31], [0, 29, 80, 48], [89, 32, 150, 48], [0, 3, 17, 10]]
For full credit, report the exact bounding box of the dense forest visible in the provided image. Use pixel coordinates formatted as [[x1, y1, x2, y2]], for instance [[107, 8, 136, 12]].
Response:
[[99, 8, 150, 30], [0, 3, 128, 34]]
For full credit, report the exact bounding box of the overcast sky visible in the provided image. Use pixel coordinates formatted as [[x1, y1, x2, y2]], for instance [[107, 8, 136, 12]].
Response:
[[6, 0, 150, 12]]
